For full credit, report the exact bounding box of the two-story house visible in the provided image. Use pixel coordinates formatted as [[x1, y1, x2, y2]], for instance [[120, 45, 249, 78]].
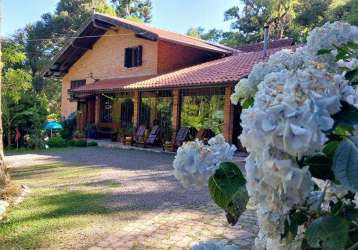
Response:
[[44, 12, 294, 146]]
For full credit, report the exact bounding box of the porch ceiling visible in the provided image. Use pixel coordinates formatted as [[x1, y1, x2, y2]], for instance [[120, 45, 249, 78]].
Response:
[[69, 75, 155, 95]]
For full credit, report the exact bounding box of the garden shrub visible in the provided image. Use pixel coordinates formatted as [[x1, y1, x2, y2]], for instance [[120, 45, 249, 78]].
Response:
[[66, 140, 76, 147], [87, 141, 98, 147], [60, 112, 76, 139], [74, 139, 87, 147], [27, 131, 47, 149], [48, 136, 67, 148]]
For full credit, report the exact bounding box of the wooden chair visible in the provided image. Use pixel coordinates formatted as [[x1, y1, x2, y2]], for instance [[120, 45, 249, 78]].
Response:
[[133, 125, 146, 146], [144, 125, 162, 148], [174, 127, 190, 148], [196, 128, 215, 144]]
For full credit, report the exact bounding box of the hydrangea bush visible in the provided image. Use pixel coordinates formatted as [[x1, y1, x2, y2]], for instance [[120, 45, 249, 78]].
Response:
[[173, 134, 237, 187], [174, 22, 358, 250]]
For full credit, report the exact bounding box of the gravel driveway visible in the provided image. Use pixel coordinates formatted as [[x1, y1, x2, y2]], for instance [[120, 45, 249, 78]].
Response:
[[5, 147, 257, 249], [7, 147, 209, 209]]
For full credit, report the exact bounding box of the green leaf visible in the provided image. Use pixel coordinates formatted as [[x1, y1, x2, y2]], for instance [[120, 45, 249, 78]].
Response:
[[306, 216, 349, 250], [332, 101, 358, 127], [332, 137, 358, 192], [242, 97, 254, 109], [346, 68, 358, 82], [346, 41, 358, 50], [208, 162, 248, 225], [323, 141, 340, 158], [317, 49, 332, 55], [304, 154, 335, 181], [283, 210, 309, 242]]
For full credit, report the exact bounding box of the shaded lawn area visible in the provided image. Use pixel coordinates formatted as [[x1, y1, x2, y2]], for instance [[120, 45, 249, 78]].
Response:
[[0, 163, 134, 250]]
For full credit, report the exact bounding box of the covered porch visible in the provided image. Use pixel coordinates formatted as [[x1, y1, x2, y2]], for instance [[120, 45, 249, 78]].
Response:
[[72, 83, 241, 148]]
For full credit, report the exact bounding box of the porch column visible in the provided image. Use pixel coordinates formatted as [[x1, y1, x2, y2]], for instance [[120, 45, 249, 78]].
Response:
[[171, 89, 181, 143], [223, 85, 234, 143], [133, 91, 141, 128], [95, 94, 100, 126]]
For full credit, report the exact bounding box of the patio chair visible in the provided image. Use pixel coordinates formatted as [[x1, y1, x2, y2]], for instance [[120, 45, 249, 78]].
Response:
[[133, 125, 146, 146], [174, 127, 190, 148], [143, 125, 162, 148], [196, 128, 215, 144]]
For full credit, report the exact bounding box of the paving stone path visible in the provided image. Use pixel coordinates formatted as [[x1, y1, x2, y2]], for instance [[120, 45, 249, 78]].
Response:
[[6, 147, 258, 250], [90, 203, 257, 250]]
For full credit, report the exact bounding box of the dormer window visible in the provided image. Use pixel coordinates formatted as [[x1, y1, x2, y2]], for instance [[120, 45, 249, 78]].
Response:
[[124, 46, 143, 68]]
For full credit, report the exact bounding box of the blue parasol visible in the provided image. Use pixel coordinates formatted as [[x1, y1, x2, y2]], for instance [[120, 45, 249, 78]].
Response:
[[44, 122, 63, 137], [44, 121, 63, 130]]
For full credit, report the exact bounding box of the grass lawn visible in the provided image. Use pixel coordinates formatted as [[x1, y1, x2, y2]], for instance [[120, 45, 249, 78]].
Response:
[[0, 162, 134, 249]]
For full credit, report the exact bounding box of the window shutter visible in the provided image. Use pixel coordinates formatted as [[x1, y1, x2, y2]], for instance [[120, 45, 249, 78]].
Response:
[[124, 48, 132, 68], [137, 46, 143, 66]]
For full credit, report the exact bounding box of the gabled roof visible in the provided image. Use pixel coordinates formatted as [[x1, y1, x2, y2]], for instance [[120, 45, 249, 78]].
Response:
[[236, 38, 294, 52], [44, 13, 235, 78], [124, 47, 290, 90], [70, 46, 294, 95]]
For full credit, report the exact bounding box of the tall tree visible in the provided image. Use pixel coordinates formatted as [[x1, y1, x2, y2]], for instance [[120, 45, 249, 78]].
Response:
[[328, 0, 358, 26], [110, 0, 152, 22], [22, 0, 116, 114], [186, 27, 205, 39], [0, 2, 9, 191], [225, 0, 298, 42], [224, 0, 358, 44], [186, 27, 247, 48]]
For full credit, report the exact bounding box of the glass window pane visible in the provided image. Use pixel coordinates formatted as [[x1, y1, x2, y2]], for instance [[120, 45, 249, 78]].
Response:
[[100, 95, 113, 123], [181, 91, 224, 135]]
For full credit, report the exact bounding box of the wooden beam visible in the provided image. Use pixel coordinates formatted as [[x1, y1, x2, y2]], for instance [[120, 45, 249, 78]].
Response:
[[171, 89, 181, 143], [223, 85, 234, 143], [132, 91, 141, 129], [95, 95, 101, 126]]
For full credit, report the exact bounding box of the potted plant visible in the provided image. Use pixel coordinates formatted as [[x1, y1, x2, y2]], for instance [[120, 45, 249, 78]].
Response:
[[123, 126, 134, 145], [163, 131, 173, 152]]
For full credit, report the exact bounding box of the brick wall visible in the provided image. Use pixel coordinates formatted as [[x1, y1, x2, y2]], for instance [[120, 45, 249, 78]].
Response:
[[61, 28, 158, 117]]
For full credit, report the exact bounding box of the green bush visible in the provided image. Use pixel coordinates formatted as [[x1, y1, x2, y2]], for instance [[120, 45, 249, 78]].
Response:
[[27, 130, 47, 149], [48, 136, 67, 148], [74, 139, 87, 147], [87, 141, 98, 147], [60, 113, 76, 139], [67, 140, 76, 147]]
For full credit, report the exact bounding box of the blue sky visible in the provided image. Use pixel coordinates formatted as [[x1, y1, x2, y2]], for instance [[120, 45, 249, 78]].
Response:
[[3, 0, 238, 37]]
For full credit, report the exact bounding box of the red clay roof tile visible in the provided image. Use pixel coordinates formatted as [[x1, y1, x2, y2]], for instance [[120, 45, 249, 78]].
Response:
[[97, 13, 236, 54], [70, 46, 294, 94], [124, 47, 292, 90]]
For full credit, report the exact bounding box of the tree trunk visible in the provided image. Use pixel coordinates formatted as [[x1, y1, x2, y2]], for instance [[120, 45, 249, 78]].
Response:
[[0, 2, 10, 191], [7, 130, 10, 148]]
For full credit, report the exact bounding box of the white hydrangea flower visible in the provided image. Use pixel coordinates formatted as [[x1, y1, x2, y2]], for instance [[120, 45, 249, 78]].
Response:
[[191, 240, 239, 250], [173, 134, 236, 187], [208, 134, 237, 165], [354, 193, 358, 208], [337, 58, 358, 70], [231, 78, 257, 105], [312, 178, 350, 211], [306, 21, 358, 63], [238, 22, 358, 249]]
